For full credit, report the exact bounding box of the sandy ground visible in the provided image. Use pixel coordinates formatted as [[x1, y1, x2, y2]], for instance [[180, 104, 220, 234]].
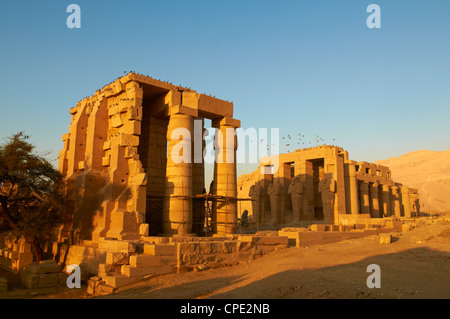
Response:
[[1, 218, 450, 300]]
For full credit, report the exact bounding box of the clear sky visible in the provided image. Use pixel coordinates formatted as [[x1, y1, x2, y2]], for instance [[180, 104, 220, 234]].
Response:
[[1, 1, 449, 180]]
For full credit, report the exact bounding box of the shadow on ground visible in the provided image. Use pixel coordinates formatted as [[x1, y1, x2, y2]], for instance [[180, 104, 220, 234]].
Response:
[[104, 246, 450, 299]]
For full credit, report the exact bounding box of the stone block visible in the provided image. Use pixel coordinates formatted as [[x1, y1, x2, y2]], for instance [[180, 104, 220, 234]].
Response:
[[0, 277, 7, 292], [310, 224, 326, 232], [139, 223, 149, 236], [59, 272, 68, 286], [143, 244, 176, 256], [87, 280, 96, 295], [105, 252, 128, 265], [129, 255, 161, 267], [256, 236, 289, 246], [179, 243, 199, 255], [28, 261, 61, 274], [160, 256, 177, 266], [20, 271, 39, 289], [141, 236, 170, 244], [363, 229, 379, 236], [119, 134, 139, 147], [102, 155, 110, 167], [222, 241, 238, 253], [87, 277, 105, 295], [237, 235, 256, 243], [379, 233, 392, 244], [98, 239, 135, 253], [38, 273, 59, 288], [105, 274, 140, 288]]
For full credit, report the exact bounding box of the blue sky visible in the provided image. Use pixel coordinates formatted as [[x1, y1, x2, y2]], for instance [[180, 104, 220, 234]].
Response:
[[0, 0, 449, 179]]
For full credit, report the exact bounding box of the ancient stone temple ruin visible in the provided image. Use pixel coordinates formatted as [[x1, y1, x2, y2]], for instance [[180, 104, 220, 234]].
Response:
[[58, 72, 241, 242], [238, 145, 420, 226], [45, 73, 421, 293]]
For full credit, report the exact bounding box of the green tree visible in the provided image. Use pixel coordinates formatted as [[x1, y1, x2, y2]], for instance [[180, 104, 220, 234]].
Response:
[[0, 132, 67, 262]]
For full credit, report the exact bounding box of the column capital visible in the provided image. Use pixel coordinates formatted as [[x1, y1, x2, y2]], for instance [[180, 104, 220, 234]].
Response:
[[212, 116, 241, 129]]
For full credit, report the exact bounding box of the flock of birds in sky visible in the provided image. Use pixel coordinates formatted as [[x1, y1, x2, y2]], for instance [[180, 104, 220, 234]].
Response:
[[259, 133, 337, 154]]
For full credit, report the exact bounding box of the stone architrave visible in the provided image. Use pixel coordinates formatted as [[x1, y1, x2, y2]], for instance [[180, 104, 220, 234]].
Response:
[[267, 180, 282, 226], [319, 175, 336, 224], [288, 175, 306, 224]]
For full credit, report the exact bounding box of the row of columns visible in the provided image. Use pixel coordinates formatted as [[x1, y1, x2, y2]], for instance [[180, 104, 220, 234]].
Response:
[[162, 110, 239, 236], [356, 181, 411, 218]]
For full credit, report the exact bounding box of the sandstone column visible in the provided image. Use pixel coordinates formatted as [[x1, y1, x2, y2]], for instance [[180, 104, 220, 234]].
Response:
[[401, 186, 412, 218], [348, 164, 359, 215], [214, 121, 238, 235], [370, 183, 380, 218], [391, 186, 401, 218], [360, 181, 370, 215], [381, 185, 391, 217], [163, 112, 194, 236]]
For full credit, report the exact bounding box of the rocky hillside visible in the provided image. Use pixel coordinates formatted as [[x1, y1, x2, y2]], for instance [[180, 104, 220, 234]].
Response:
[[375, 149, 450, 213]]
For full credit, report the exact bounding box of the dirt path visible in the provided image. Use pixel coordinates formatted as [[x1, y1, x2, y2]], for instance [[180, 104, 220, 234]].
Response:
[[2, 219, 450, 299]]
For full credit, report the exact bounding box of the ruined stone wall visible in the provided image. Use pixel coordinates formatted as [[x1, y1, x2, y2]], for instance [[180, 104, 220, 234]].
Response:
[[59, 73, 241, 242], [59, 74, 147, 242]]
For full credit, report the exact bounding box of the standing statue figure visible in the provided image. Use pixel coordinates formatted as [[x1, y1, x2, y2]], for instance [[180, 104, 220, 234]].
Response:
[[267, 180, 282, 226], [319, 175, 336, 224], [288, 175, 306, 224], [248, 184, 260, 224]]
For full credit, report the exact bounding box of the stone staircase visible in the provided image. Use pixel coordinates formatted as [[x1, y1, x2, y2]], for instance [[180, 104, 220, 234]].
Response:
[[87, 234, 289, 295]]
